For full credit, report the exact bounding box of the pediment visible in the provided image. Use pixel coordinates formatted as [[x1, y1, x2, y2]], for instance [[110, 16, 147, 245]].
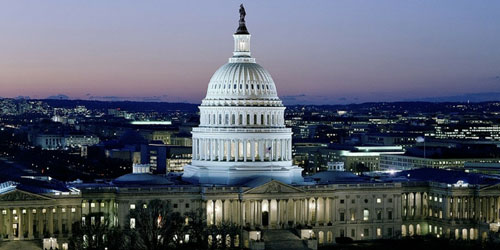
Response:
[[244, 180, 304, 194], [0, 189, 51, 201]]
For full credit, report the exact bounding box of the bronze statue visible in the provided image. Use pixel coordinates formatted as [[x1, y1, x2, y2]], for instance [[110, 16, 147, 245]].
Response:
[[239, 4, 246, 23], [235, 4, 249, 34]]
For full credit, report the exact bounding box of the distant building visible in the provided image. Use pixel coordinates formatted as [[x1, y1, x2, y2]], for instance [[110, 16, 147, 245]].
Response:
[[34, 133, 99, 150], [362, 133, 417, 148], [429, 124, 500, 141], [380, 154, 500, 171], [308, 146, 405, 173], [141, 143, 192, 174]]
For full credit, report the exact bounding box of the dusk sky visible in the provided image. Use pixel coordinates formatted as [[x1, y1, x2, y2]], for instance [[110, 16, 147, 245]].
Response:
[[1, 1, 499, 104]]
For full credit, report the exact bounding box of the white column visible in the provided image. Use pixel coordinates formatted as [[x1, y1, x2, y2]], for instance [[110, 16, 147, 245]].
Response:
[[235, 140, 239, 162], [279, 139, 285, 161], [251, 140, 256, 161], [243, 140, 247, 162], [259, 140, 264, 161], [226, 140, 230, 162], [271, 139, 275, 161]]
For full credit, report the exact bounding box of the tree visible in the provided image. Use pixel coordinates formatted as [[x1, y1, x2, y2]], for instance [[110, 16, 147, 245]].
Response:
[[184, 208, 208, 249], [205, 222, 241, 249], [128, 199, 188, 250], [68, 212, 128, 250]]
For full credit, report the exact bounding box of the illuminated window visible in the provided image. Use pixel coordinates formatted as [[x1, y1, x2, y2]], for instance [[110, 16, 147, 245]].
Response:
[[32, 209, 36, 214], [130, 204, 136, 210], [101, 203, 105, 208], [130, 218, 136, 229], [22, 209, 26, 214], [62, 208, 66, 213], [2, 210, 6, 215], [91, 203, 95, 208], [42, 209, 46, 213], [363, 209, 370, 221], [72, 208, 76, 213], [82, 203, 86, 208], [12, 210, 16, 215], [376, 198, 382, 203], [377, 228, 382, 237]]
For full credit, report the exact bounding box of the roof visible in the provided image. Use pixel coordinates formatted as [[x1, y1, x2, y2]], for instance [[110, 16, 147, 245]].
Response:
[[393, 168, 500, 186], [305, 171, 370, 184], [113, 173, 174, 186]]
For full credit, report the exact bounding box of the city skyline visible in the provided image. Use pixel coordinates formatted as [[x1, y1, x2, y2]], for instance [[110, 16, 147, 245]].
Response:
[[1, 0, 500, 104]]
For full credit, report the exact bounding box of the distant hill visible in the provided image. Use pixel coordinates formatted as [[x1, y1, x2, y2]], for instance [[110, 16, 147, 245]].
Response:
[[39, 99, 199, 113], [406, 92, 500, 102]]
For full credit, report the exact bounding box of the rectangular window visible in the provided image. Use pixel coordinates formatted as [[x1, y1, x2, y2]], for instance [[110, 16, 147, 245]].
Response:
[[363, 209, 369, 221], [351, 229, 355, 237], [376, 198, 382, 204], [388, 228, 393, 236], [339, 212, 345, 221], [130, 218, 136, 229], [364, 228, 369, 237], [130, 204, 136, 210], [388, 211, 393, 220], [340, 199, 345, 204], [377, 228, 382, 237], [377, 210, 382, 220]]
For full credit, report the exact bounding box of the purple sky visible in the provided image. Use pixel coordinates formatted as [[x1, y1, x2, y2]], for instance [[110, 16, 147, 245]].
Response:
[[0, 0, 499, 104]]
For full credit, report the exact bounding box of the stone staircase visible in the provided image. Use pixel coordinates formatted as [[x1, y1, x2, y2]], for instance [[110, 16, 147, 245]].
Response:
[[262, 230, 313, 250]]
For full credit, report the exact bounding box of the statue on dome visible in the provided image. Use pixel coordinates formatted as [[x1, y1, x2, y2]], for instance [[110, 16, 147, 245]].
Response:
[[239, 4, 246, 23]]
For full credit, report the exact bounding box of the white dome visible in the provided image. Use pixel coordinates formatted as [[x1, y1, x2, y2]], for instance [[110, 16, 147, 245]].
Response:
[[183, 9, 303, 185], [203, 62, 281, 104]]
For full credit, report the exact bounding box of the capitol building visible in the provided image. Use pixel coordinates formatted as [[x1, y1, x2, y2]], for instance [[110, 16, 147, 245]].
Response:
[[1, 6, 500, 250]]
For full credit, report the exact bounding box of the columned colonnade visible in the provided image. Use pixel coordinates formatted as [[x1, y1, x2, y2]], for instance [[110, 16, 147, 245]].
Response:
[[193, 138, 292, 162], [206, 197, 337, 228]]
